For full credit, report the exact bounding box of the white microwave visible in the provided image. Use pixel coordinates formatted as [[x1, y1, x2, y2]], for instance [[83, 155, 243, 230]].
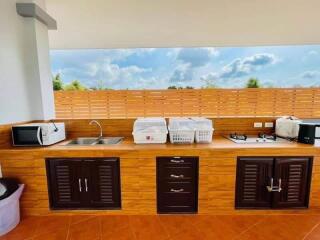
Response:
[[12, 122, 66, 146]]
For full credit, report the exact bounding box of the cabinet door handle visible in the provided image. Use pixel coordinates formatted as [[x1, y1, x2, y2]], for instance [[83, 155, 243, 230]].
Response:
[[170, 188, 184, 193], [266, 178, 282, 192], [84, 178, 88, 192], [278, 178, 282, 192], [170, 159, 184, 163], [170, 174, 184, 179], [78, 179, 82, 192]]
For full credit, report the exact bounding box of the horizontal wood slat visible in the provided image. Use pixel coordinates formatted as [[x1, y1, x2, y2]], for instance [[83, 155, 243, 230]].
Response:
[[54, 88, 320, 119]]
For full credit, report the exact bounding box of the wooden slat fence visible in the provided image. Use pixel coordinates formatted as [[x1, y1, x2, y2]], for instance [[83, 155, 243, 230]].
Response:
[[54, 88, 320, 119]]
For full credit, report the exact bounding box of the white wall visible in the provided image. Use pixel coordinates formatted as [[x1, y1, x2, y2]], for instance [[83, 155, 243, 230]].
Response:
[[0, 0, 33, 124], [47, 0, 320, 49], [0, 0, 55, 124]]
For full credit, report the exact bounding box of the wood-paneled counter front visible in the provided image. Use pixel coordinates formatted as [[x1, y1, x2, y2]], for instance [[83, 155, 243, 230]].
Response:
[[0, 137, 319, 216]]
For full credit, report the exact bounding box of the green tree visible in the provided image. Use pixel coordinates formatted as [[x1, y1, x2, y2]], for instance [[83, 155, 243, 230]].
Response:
[[64, 80, 87, 91], [52, 73, 63, 91], [246, 78, 261, 88], [168, 86, 177, 89]]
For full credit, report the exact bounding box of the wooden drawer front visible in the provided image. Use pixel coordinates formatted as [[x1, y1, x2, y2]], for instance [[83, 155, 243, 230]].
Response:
[[157, 157, 199, 213], [159, 182, 194, 194], [157, 157, 195, 167], [158, 192, 196, 213], [159, 166, 195, 182]]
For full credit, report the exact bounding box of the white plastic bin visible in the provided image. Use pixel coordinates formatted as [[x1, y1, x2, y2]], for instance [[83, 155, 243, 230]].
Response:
[[133, 118, 168, 144], [168, 118, 195, 144], [191, 117, 214, 143], [0, 184, 24, 236]]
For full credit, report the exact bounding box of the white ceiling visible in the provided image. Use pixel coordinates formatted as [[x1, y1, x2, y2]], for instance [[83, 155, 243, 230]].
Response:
[[46, 0, 320, 49]]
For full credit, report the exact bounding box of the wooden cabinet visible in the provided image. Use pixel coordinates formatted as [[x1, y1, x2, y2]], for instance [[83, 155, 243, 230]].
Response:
[[273, 157, 311, 208], [236, 157, 313, 209], [46, 158, 121, 210], [236, 157, 273, 208], [156, 156, 199, 213]]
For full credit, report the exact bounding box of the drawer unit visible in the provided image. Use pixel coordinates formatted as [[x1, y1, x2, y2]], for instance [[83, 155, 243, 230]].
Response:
[[156, 156, 199, 213]]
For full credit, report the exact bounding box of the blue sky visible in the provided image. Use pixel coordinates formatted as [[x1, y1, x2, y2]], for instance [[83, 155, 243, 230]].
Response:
[[50, 45, 320, 89]]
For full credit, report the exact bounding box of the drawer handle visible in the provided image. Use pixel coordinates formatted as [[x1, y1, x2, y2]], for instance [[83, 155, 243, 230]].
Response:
[[170, 159, 185, 163], [170, 174, 184, 179], [170, 188, 184, 193]]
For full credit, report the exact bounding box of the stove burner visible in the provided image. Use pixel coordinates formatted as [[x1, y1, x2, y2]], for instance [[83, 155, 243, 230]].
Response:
[[230, 133, 247, 141], [258, 133, 277, 141]]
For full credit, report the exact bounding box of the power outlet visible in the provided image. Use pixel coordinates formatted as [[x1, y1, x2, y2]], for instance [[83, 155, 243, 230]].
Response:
[[254, 122, 263, 128], [265, 122, 274, 128]]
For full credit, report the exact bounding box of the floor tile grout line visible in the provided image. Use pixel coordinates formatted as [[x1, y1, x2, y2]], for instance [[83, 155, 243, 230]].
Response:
[[65, 215, 71, 240], [99, 216, 102, 240], [303, 222, 320, 240], [191, 215, 216, 235], [232, 216, 268, 240]]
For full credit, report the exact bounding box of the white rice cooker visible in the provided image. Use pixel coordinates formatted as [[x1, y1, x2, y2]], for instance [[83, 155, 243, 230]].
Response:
[[275, 116, 302, 139]]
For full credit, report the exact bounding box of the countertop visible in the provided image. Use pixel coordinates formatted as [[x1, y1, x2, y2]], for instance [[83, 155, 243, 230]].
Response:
[[1, 136, 319, 153]]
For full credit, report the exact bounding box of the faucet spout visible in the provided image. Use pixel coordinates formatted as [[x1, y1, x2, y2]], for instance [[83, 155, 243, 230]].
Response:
[[89, 120, 103, 139]]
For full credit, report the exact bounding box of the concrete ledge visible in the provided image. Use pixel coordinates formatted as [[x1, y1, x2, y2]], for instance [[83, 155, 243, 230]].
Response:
[[16, 3, 57, 30]]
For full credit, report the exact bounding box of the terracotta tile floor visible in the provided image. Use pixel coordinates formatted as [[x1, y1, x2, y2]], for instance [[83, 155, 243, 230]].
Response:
[[2, 214, 320, 240]]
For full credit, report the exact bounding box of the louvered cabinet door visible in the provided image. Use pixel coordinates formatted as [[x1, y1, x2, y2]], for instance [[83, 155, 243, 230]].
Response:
[[236, 157, 273, 208], [47, 159, 84, 209], [273, 157, 312, 208], [83, 158, 121, 209]]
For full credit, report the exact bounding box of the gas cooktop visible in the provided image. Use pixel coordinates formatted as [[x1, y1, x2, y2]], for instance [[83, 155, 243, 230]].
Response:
[[226, 133, 291, 144]]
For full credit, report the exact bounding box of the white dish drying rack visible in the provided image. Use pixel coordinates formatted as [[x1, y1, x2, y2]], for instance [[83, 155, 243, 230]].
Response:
[[168, 117, 214, 144], [132, 117, 168, 144]]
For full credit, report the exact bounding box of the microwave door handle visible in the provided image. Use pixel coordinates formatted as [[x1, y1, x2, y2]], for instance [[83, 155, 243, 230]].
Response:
[[37, 127, 43, 145], [315, 126, 320, 139]]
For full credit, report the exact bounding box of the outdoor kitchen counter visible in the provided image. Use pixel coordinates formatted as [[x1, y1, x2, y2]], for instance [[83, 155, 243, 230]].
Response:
[[1, 136, 320, 216], [0, 136, 319, 154]]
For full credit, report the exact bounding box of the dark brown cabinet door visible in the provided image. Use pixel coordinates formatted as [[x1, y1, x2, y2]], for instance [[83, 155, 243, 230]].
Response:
[[83, 158, 121, 209], [47, 159, 84, 209], [236, 157, 273, 209], [46, 158, 121, 210], [272, 157, 312, 208], [157, 157, 199, 213]]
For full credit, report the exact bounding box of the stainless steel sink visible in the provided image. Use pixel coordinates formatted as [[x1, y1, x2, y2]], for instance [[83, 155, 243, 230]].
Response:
[[65, 137, 123, 146], [95, 137, 123, 145]]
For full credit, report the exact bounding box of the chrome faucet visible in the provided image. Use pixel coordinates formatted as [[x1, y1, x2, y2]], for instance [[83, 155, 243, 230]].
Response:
[[89, 120, 103, 140]]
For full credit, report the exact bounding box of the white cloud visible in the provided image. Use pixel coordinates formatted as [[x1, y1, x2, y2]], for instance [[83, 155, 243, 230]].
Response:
[[200, 72, 219, 81], [95, 62, 150, 84], [176, 48, 219, 67], [300, 70, 320, 79], [219, 53, 277, 79], [169, 63, 193, 83], [65, 59, 152, 89], [308, 50, 318, 56]]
